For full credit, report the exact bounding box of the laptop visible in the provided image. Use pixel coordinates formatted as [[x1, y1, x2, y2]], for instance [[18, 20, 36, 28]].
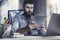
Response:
[[46, 13, 60, 36]]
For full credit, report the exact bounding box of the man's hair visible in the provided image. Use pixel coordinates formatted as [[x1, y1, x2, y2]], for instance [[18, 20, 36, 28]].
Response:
[[23, 0, 35, 16], [23, 0, 35, 8]]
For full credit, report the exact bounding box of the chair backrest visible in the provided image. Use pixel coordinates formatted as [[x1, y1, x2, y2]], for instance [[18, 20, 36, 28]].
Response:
[[8, 9, 24, 20]]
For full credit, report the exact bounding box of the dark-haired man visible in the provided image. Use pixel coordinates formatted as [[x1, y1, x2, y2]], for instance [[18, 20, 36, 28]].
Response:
[[11, 0, 36, 35], [2, 0, 46, 37]]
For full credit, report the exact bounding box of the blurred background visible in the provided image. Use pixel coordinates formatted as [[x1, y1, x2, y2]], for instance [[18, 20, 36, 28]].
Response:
[[0, 0, 60, 37], [0, 0, 47, 28]]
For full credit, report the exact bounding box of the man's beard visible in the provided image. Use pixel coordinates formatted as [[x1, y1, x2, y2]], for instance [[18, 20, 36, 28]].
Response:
[[24, 12, 33, 19]]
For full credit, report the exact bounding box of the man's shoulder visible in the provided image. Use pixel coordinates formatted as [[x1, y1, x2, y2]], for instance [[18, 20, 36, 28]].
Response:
[[14, 11, 24, 17]]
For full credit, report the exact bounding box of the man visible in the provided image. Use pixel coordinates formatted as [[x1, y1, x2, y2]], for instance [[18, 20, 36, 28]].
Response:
[[2, 0, 46, 38], [11, 0, 36, 35]]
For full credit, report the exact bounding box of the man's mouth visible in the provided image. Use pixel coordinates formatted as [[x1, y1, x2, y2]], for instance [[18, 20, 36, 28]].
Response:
[[27, 12, 32, 14]]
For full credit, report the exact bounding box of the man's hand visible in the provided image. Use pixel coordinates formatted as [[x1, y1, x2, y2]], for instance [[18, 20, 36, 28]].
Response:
[[29, 22, 36, 30], [38, 25, 46, 35]]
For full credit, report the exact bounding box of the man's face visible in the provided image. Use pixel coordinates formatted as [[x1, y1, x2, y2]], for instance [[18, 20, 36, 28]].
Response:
[[24, 4, 34, 14]]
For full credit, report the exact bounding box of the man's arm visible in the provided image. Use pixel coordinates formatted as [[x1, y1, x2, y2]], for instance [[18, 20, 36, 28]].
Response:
[[16, 22, 36, 34], [16, 26, 31, 34]]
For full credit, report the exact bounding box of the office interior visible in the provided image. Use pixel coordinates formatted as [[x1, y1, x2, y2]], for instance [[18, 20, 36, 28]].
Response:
[[0, 0, 60, 38]]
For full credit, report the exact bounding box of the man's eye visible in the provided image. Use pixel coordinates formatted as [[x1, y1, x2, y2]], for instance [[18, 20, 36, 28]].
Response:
[[26, 7, 30, 8]]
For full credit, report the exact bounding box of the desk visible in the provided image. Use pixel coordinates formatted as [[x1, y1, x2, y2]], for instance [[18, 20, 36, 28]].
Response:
[[0, 36, 60, 40]]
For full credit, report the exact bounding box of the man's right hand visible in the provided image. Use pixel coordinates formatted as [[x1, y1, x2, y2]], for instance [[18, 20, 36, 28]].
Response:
[[29, 22, 36, 30]]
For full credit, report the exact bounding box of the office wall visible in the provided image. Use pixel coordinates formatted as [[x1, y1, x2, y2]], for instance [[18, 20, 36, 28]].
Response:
[[47, 0, 60, 27], [19, 0, 24, 9], [0, 0, 19, 23]]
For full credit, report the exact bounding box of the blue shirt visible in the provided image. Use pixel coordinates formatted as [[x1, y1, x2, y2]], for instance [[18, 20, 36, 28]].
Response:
[[2, 12, 46, 38], [11, 12, 34, 34]]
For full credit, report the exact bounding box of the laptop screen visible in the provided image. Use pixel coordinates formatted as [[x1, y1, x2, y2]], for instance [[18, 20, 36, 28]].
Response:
[[46, 13, 60, 36]]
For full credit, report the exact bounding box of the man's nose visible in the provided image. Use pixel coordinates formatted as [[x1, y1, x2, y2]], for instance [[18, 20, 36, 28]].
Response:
[[29, 9, 31, 11]]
